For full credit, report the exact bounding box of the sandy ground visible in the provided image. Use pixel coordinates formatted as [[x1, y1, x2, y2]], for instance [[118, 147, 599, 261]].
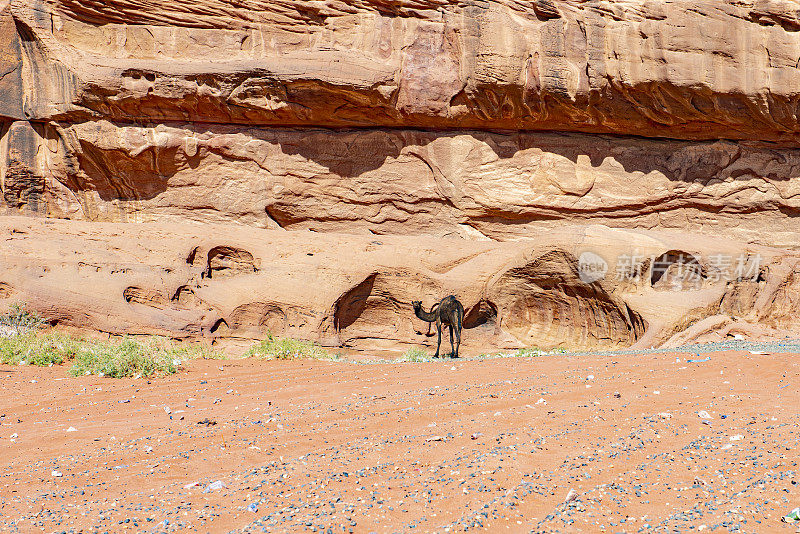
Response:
[[1, 350, 799, 533]]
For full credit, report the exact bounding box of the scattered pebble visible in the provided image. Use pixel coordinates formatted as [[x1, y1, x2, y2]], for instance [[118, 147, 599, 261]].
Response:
[[2, 342, 798, 533], [202, 480, 227, 493]]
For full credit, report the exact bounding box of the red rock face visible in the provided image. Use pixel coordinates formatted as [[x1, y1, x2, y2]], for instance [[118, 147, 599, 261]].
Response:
[[2, 0, 800, 348], [7, 0, 800, 137]]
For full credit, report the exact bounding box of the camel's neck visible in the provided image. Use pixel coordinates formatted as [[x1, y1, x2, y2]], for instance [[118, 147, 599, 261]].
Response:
[[414, 306, 437, 322]]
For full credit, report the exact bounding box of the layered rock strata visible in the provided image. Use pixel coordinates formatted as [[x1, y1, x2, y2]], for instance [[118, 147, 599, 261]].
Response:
[[4, 0, 800, 347]]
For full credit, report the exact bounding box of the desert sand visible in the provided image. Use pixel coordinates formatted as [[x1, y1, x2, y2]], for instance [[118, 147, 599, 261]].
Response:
[[3, 1, 800, 531], [2, 348, 798, 533]]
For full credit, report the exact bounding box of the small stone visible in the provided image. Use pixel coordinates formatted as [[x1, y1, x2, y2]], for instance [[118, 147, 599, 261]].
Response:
[[202, 480, 227, 493]]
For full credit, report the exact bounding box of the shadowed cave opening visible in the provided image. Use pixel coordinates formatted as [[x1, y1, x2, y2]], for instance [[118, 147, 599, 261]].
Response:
[[228, 302, 288, 335], [123, 286, 167, 308], [463, 299, 498, 330], [650, 250, 704, 290], [203, 246, 258, 279], [210, 318, 228, 334], [171, 285, 199, 307]]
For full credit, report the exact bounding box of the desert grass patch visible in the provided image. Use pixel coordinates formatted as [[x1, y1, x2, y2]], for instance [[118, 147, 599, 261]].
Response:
[[399, 347, 433, 362], [0, 331, 80, 366], [509, 347, 547, 358], [0, 330, 222, 378], [244, 334, 335, 361], [69, 337, 176, 378], [69, 336, 221, 378], [476, 347, 566, 359], [0, 303, 46, 334]]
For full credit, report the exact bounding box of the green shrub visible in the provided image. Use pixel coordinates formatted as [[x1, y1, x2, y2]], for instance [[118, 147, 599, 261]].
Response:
[[400, 347, 431, 362], [0, 332, 79, 366], [245, 334, 332, 360], [475, 347, 547, 359], [0, 329, 222, 378], [512, 347, 543, 357], [0, 303, 46, 332], [68, 336, 202, 378]]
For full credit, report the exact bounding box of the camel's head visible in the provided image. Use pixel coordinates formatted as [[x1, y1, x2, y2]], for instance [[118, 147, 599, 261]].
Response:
[[411, 300, 422, 311]]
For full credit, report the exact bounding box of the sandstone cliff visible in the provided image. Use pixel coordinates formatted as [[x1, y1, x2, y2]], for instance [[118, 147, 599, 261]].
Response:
[[3, 0, 800, 349], [7, 0, 800, 138], [4, 216, 797, 353]]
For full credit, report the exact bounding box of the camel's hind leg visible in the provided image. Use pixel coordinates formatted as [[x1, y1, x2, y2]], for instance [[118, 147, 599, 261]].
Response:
[[434, 319, 442, 358], [454, 308, 463, 358], [449, 324, 455, 357]]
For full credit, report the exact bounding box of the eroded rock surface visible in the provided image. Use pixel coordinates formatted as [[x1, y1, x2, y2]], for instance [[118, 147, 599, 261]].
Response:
[[6, 121, 800, 247], [7, 0, 800, 139], [2, 217, 797, 351], [3, 0, 800, 347]]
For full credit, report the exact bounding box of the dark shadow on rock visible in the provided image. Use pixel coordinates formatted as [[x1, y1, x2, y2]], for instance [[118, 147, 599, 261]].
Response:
[[268, 126, 795, 188], [334, 273, 377, 332], [72, 138, 172, 202]]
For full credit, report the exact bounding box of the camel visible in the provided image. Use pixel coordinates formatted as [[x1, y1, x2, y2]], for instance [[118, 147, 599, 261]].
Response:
[[412, 295, 464, 358]]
